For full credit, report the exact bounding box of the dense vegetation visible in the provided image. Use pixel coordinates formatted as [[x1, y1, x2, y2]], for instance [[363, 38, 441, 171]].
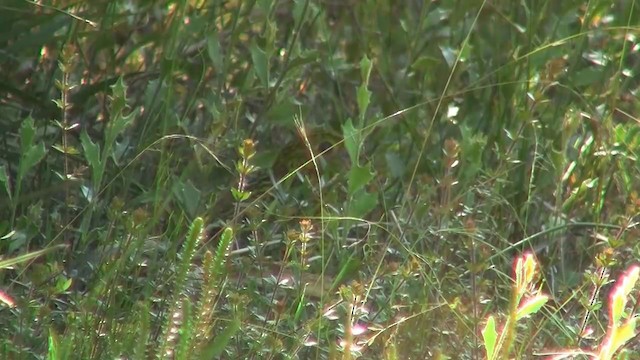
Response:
[[1, 1, 639, 359]]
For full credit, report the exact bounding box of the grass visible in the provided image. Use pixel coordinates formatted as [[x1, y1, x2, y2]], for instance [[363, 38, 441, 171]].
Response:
[[1, 0, 640, 359]]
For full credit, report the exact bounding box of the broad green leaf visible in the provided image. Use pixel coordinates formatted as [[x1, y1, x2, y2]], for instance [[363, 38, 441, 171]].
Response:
[[17, 117, 46, 187], [411, 55, 438, 72], [107, 109, 136, 161], [439, 45, 457, 68], [606, 318, 637, 358], [357, 84, 371, 120], [342, 118, 359, 165], [264, 20, 277, 55], [104, 78, 135, 151], [360, 55, 372, 85], [105, 111, 135, 151], [18, 143, 46, 183], [257, 0, 273, 14], [385, 151, 405, 178], [201, 317, 241, 358], [356, 53, 372, 121], [348, 190, 377, 218], [80, 130, 103, 189], [287, 49, 320, 69], [55, 277, 73, 293], [348, 163, 374, 196], [516, 295, 549, 320], [207, 33, 223, 70], [109, 77, 127, 114], [571, 67, 605, 87], [266, 99, 299, 126], [111, 137, 130, 166], [172, 180, 202, 218], [610, 288, 626, 325], [250, 42, 268, 88], [292, 0, 308, 27], [482, 316, 497, 360], [20, 117, 37, 155]]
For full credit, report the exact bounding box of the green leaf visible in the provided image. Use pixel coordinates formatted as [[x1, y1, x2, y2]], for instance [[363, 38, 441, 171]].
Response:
[[17, 117, 46, 188], [80, 130, 103, 189], [357, 55, 372, 120], [342, 118, 359, 165], [230, 188, 251, 202], [48, 328, 60, 360], [385, 151, 405, 178], [257, 0, 273, 13], [19, 116, 37, 155], [18, 143, 46, 183], [571, 67, 605, 87], [348, 190, 377, 218], [55, 277, 73, 293], [0, 245, 66, 270], [266, 99, 299, 126], [411, 55, 439, 72], [333, 256, 361, 290], [201, 317, 241, 358], [348, 163, 374, 196], [439, 45, 457, 68], [0, 164, 11, 201], [562, 178, 598, 212], [207, 33, 223, 70], [104, 78, 135, 155], [293, 290, 306, 323], [482, 316, 497, 360], [516, 295, 549, 320], [51, 143, 81, 155], [292, 0, 308, 27], [607, 318, 637, 357], [357, 84, 371, 119], [109, 77, 127, 114], [23, 144, 46, 172], [172, 180, 202, 218], [111, 137, 130, 165], [105, 110, 135, 151], [610, 288, 625, 325], [287, 49, 320, 69], [250, 42, 269, 88], [360, 55, 372, 86]]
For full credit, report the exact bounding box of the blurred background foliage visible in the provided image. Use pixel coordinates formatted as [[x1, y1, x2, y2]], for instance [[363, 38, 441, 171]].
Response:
[[0, 0, 639, 358]]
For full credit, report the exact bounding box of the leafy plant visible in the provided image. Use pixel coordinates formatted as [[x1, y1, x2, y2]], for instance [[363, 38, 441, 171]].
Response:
[[1, 0, 639, 359]]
